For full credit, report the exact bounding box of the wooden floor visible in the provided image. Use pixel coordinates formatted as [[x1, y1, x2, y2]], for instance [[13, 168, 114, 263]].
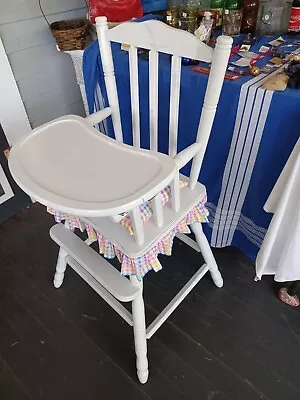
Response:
[[1, 204, 300, 400]]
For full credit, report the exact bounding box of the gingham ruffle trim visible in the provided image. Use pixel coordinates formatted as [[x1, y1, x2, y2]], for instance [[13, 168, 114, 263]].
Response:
[[48, 194, 208, 278]]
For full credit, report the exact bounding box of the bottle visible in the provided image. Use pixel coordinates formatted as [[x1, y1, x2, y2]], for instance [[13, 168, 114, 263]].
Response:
[[166, 0, 180, 28], [287, 0, 300, 35], [195, 11, 213, 42], [210, 0, 225, 28], [222, 0, 243, 36], [240, 0, 260, 34]]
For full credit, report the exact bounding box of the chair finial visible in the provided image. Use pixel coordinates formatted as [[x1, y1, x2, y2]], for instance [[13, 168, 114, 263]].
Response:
[[96, 16, 108, 26]]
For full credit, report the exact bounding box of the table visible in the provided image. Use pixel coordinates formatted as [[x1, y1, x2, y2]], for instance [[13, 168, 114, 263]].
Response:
[[82, 33, 300, 262]]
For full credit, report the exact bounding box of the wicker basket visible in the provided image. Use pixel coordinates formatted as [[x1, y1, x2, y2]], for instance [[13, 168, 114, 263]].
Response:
[[50, 19, 88, 51]]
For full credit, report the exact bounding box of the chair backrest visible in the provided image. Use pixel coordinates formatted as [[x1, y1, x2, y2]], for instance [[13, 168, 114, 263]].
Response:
[[95, 17, 232, 245], [96, 17, 232, 177]]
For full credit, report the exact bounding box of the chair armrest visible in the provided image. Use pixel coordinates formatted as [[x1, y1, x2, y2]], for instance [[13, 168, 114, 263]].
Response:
[[173, 143, 201, 169], [85, 107, 112, 126]]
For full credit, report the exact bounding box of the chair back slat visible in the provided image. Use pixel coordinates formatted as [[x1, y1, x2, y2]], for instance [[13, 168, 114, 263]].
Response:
[[131, 206, 145, 245], [149, 50, 159, 151], [170, 171, 180, 212], [129, 46, 141, 147], [96, 17, 123, 142], [168, 55, 181, 157], [152, 193, 163, 228]]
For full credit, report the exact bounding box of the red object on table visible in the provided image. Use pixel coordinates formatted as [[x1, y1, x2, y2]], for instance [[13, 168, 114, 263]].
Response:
[[89, 0, 143, 23], [192, 66, 240, 80]]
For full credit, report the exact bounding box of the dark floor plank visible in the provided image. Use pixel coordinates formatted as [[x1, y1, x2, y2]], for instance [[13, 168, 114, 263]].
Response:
[[1, 204, 300, 400], [145, 253, 300, 400], [0, 266, 150, 400], [2, 256, 190, 400], [0, 355, 32, 400], [163, 240, 300, 390], [5, 244, 229, 400]]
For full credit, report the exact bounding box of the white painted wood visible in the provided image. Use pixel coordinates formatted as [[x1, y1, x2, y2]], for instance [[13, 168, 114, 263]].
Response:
[[53, 246, 68, 288], [170, 171, 180, 212], [129, 46, 140, 148], [173, 143, 201, 169], [191, 222, 223, 287], [0, 164, 14, 205], [149, 50, 159, 151], [169, 55, 181, 157], [50, 223, 140, 301], [84, 174, 206, 258], [66, 255, 133, 326], [8, 17, 231, 385], [9, 115, 176, 217], [106, 19, 213, 62], [130, 275, 149, 384], [152, 193, 163, 228], [0, 37, 31, 145], [146, 264, 209, 339], [96, 17, 123, 142], [132, 206, 145, 245], [85, 107, 112, 126], [190, 35, 233, 189], [175, 232, 201, 252]]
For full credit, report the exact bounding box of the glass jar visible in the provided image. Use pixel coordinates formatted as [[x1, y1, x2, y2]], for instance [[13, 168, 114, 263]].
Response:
[[222, 0, 243, 36], [178, 15, 198, 33]]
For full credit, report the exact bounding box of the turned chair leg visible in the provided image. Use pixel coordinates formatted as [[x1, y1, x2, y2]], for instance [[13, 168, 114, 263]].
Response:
[[191, 222, 223, 288], [53, 247, 68, 288], [130, 275, 149, 384]]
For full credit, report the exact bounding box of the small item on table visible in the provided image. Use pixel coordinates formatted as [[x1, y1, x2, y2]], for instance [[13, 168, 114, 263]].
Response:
[[178, 15, 198, 33], [228, 65, 249, 75], [259, 45, 270, 53], [260, 64, 277, 73], [262, 73, 289, 91], [268, 36, 285, 47], [238, 51, 258, 59], [269, 56, 284, 66], [231, 57, 251, 67], [240, 0, 260, 34], [194, 11, 213, 43], [192, 66, 240, 80], [271, 49, 288, 59], [222, 0, 243, 36], [287, 0, 300, 36], [249, 64, 261, 76], [239, 44, 251, 52]]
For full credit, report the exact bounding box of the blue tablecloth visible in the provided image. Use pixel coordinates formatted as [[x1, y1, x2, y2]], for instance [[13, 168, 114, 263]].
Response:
[[83, 30, 300, 262]]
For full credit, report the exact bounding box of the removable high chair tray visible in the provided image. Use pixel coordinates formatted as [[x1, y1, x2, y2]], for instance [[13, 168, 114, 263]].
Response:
[[9, 115, 176, 217]]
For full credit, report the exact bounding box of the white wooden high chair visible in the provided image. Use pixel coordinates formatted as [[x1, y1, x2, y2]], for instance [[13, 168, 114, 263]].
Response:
[[9, 18, 232, 384]]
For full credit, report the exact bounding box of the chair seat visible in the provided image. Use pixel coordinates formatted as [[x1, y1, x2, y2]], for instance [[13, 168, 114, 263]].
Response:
[[83, 175, 207, 258], [9, 115, 176, 217]]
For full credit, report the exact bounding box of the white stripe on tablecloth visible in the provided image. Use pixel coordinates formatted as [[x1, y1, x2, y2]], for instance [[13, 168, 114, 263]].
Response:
[[207, 202, 267, 248], [211, 72, 274, 247], [95, 83, 108, 135]]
